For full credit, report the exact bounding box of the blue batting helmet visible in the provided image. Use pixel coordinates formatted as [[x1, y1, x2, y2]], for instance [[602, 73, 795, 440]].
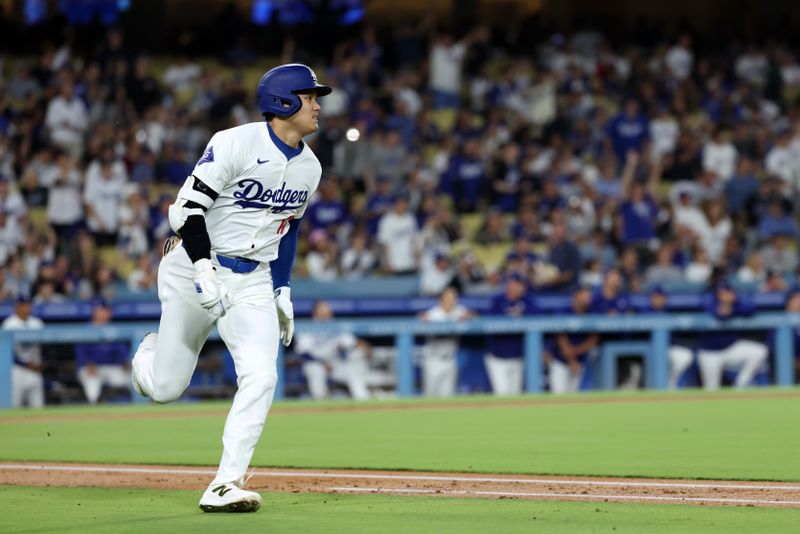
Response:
[[257, 63, 332, 118]]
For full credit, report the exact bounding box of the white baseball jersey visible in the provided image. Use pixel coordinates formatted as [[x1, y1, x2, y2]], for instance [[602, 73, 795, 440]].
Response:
[[295, 331, 358, 363], [422, 304, 469, 359], [2, 314, 44, 365], [190, 122, 322, 263]]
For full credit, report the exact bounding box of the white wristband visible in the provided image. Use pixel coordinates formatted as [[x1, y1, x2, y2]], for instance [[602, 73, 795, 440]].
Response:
[[193, 258, 215, 275], [274, 286, 291, 299]]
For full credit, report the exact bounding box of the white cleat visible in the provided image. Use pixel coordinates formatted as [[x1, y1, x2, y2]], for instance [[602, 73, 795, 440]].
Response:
[[131, 332, 157, 397], [199, 481, 262, 513]]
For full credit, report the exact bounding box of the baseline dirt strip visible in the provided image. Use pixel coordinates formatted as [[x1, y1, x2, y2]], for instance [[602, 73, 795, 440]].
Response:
[[2, 463, 800, 507]]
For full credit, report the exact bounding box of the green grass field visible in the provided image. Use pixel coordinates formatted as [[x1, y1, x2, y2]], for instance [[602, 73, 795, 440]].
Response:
[[3, 486, 800, 534], [2, 390, 800, 532]]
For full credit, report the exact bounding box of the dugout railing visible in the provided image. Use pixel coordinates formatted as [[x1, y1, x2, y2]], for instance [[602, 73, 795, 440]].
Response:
[[1, 312, 798, 408]]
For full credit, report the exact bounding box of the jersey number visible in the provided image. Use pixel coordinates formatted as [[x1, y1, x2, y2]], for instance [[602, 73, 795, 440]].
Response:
[[277, 216, 295, 234]]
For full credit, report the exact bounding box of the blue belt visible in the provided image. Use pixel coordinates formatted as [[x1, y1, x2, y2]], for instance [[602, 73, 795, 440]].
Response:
[[215, 254, 260, 274]]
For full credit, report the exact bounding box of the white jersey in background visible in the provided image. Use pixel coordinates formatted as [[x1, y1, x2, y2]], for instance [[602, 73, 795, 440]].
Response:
[[2, 313, 45, 408]]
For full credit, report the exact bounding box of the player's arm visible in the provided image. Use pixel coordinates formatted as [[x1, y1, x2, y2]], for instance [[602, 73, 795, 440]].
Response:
[[271, 218, 301, 347], [169, 175, 228, 317]]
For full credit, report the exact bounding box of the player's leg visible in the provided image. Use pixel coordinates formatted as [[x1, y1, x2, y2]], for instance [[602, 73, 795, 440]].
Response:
[[302, 361, 329, 399], [29, 371, 45, 408], [548, 359, 570, 394], [101, 365, 132, 391], [133, 248, 215, 403], [484, 353, 505, 394], [421, 353, 436, 396], [11, 366, 30, 408], [567, 364, 583, 392], [441, 354, 458, 396], [77, 366, 102, 404], [668, 346, 693, 389], [507, 357, 524, 395], [697, 350, 725, 390], [343, 347, 370, 400], [725, 340, 768, 388], [212, 277, 280, 485]]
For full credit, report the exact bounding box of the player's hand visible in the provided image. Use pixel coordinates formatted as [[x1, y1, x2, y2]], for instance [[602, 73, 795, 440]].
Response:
[[193, 258, 229, 319], [274, 286, 294, 347]]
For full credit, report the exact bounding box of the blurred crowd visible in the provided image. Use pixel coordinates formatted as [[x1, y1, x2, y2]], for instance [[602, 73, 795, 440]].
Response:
[[2, 20, 800, 305]]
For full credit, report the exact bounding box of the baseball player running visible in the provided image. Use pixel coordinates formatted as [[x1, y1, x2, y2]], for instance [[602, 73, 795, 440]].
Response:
[[130, 64, 330, 513]]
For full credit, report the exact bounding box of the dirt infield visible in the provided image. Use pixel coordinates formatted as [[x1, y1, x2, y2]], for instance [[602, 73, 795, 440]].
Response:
[[2, 462, 800, 507]]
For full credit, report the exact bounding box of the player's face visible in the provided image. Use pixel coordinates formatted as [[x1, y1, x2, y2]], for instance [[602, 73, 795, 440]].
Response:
[[290, 92, 321, 136]]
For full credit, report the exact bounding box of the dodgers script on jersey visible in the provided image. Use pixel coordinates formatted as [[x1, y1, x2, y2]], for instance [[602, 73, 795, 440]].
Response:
[[190, 121, 322, 263]]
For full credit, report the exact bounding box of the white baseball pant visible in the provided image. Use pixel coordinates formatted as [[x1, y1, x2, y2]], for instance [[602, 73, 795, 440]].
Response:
[[302, 347, 370, 400], [697, 340, 768, 390], [77, 365, 131, 404], [12, 365, 44, 408], [484, 354, 523, 395], [133, 247, 280, 485], [548, 359, 582, 394], [668, 346, 693, 390], [421, 353, 458, 397]]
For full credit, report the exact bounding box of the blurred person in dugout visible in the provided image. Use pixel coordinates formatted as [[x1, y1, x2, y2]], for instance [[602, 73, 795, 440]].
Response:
[[418, 286, 475, 397], [697, 278, 768, 390], [2, 295, 45, 408], [484, 273, 534, 395], [296, 300, 371, 400], [75, 299, 131, 404], [544, 286, 599, 394]]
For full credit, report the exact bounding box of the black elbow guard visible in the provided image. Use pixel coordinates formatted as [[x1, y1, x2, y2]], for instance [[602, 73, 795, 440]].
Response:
[[180, 214, 212, 263]]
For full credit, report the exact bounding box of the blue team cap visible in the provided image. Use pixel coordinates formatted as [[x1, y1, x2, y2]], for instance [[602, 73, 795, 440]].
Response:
[[15, 294, 31, 304]]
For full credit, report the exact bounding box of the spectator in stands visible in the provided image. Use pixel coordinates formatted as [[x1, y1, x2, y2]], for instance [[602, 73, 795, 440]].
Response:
[[419, 286, 474, 397], [724, 157, 759, 220], [339, 230, 377, 279], [305, 229, 339, 281], [545, 220, 581, 292], [365, 177, 396, 235], [685, 247, 713, 284], [490, 142, 523, 213], [44, 79, 88, 159], [545, 286, 599, 394], [737, 252, 767, 284], [485, 273, 534, 395], [618, 151, 659, 251], [83, 147, 127, 247], [645, 243, 683, 285], [443, 137, 488, 213], [605, 100, 649, 163], [759, 234, 798, 275], [38, 150, 83, 246], [428, 27, 470, 109], [74, 299, 131, 404], [296, 300, 371, 400], [420, 251, 456, 296], [474, 207, 511, 245], [2, 295, 45, 407], [702, 128, 737, 182], [377, 195, 419, 274], [757, 201, 797, 241], [127, 253, 157, 292], [696, 278, 768, 390], [306, 179, 348, 233]]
